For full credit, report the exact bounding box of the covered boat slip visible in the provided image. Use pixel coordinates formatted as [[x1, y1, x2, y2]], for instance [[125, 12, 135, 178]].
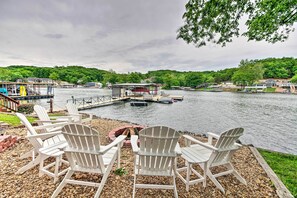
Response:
[[0, 81, 54, 100], [111, 83, 183, 103], [70, 83, 184, 110]]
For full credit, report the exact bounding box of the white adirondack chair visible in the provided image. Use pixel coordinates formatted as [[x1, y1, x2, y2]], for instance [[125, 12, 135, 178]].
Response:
[[65, 102, 93, 123], [177, 127, 246, 193], [34, 105, 73, 132], [15, 113, 68, 180], [131, 126, 181, 198], [51, 124, 126, 198]]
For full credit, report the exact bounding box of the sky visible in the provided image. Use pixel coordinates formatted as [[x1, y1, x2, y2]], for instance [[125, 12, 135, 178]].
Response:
[[0, 0, 296, 73]]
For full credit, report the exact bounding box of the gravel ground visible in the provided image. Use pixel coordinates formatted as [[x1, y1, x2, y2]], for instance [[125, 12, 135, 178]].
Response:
[[0, 117, 278, 198]]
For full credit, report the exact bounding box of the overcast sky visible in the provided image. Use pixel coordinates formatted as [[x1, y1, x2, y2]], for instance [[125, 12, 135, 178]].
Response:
[[0, 0, 296, 73]]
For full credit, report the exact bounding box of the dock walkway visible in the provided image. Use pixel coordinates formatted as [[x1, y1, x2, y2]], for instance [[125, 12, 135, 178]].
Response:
[[67, 95, 129, 110], [68, 94, 184, 110]]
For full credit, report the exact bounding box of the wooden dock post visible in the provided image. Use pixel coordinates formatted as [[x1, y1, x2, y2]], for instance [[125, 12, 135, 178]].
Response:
[[49, 99, 53, 113]]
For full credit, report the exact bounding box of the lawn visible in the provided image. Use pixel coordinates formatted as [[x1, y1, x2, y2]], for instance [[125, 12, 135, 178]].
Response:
[[0, 113, 36, 126], [264, 88, 276, 93], [258, 149, 297, 197]]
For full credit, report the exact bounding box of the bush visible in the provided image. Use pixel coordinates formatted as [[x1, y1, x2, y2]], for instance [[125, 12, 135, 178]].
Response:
[[114, 168, 127, 176], [18, 103, 34, 114]]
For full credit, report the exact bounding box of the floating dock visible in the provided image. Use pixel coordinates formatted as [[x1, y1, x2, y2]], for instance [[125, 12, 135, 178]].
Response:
[[130, 95, 183, 103], [10, 94, 54, 100], [68, 94, 183, 110], [67, 95, 129, 110], [130, 101, 148, 106]]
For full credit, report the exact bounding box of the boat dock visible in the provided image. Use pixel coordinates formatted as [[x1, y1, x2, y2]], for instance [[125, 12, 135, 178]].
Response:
[[131, 95, 183, 102], [67, 95, 130, 110], [0, 81, 54, 100], [68, 94, 183, 110], [10, 94, 54, 100], [67, 83, 183, 110]]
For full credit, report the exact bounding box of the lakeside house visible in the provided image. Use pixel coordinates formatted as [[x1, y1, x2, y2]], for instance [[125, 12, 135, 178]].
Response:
[[85, 82, 103, 88], [17, 77, 53, 84], [57, 81, 76, 88]]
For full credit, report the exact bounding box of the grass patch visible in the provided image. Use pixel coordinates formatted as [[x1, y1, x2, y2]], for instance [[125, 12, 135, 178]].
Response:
[[48, 112, 67, 117], [0, 113, 36, 126], [258, 149, 297, 197], [264, 88, 276, 93], [114, 168, 127, 176]]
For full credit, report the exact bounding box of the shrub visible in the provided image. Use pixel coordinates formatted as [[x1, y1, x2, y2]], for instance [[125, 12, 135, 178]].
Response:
[[114, 168, 127, 176], [18, 103, 34, 114]]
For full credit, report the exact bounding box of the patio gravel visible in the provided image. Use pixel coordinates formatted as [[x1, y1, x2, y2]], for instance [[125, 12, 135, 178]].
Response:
[[0, 117, 278, 197]]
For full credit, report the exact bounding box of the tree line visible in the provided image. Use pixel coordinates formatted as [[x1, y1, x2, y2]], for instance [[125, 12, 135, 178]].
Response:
[[0, 57, 296, 88]]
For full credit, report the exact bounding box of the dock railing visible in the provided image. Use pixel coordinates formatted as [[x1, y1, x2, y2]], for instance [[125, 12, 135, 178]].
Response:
[[66, 95, 114, 109], [0, 93, 19, 112]]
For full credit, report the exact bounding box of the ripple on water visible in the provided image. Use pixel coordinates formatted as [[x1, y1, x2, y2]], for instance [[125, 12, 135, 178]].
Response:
[[35, 88, 297, 155]]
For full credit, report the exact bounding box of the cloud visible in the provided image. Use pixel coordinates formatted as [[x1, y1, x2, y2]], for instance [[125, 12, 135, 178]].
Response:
[[44, 33, 65, 39], [0, 0, 296, 73], [128, 37, 175, 51]]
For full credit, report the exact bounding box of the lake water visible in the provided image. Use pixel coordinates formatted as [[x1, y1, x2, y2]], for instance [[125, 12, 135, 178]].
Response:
[[35, 88, 297, 155]]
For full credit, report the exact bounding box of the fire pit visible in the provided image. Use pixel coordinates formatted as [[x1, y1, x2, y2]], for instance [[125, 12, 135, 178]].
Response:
[[108, 125, 145, 147]]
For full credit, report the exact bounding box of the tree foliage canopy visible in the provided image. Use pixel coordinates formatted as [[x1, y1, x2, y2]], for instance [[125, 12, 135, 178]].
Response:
[[232, 60, 264, 85], [177, 0, 297, 47], [0, 57, 296, 88]]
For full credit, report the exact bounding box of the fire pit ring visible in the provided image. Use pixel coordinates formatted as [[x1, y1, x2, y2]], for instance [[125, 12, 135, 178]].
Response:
[[108, 125, 145, 147]]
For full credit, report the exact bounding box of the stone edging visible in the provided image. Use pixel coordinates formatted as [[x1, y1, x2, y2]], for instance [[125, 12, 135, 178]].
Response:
[[249, 146, 294, 198]]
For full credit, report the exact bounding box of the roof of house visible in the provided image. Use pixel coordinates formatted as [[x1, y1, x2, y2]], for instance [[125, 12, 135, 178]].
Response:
[[112, 83, 158, 88]]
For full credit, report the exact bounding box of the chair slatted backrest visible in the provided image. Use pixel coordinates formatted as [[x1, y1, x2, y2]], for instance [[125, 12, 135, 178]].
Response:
[[66, 103, 79, 115], [65, 103, 80, 122], [210, 128, 244, 166], [62, 124, 105, 173], [34, 105, 52, 126], [16, 113, 43, 148], [138, 126, 180, 173]]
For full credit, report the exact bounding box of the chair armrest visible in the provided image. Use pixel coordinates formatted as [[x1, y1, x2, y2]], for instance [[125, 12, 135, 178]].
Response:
[[33, 122, 68, 130], [131, 135, 139, 153], [207, 132, 220, 144], [26, 131, 61, 140], [36, 120, 67, 124], [49, 115, 73, 119], [183, 135, 218, 151], [68, 113, 81, 117], [99, 135, 126, 154], [68, 114, 83, 122], [50, 116, 74, 122], [175, 143, 182, 155], [207, 132, 219, 139]]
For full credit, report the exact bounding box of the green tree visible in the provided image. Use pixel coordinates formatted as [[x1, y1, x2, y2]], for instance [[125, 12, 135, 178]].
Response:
[[80, 76, 91, 84], [10, 72, 23, 81], [163, 74, 180, 89], [232, 61, 264, 85], [185, 72, 206, 87], [128, 72, 142, 83], [103, 73, 118, 84], [290, 74, 297, 83], [178, 0, 297, 47], [0, 68, 12, 81], [49, 72, 59, 80]]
